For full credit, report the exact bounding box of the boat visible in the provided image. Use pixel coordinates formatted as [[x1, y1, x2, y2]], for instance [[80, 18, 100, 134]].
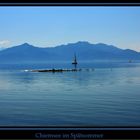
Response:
[[72, 53, 78, 65], [72, 53, 78, 69]]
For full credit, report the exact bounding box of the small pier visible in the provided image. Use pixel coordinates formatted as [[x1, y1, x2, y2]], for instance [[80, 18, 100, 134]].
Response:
[[29, 68, 82, 72]]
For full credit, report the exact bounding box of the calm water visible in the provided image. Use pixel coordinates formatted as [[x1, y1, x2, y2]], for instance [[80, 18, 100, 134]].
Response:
[[0, 61, 140, 126]]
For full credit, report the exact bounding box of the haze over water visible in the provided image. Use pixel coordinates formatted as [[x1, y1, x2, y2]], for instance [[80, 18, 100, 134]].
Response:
[[0, 62, 140, 126]]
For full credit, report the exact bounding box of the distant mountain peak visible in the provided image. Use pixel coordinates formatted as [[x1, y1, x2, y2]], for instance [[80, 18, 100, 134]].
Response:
[[96, 43, 107, 46], [6, 43, 36, 51], [76, 41, 91, 45], [20, 43, 33, 46], [66, 41, 92, 47], [124, 49, 138, 53], [13, 43, 37, 49]]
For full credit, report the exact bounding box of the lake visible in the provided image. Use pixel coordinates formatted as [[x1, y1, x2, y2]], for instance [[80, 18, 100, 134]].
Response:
[[0, 61, 140, 126]]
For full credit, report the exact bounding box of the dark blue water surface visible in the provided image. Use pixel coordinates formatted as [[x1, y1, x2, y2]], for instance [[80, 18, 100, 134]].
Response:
[[0, 61, 140, 126]]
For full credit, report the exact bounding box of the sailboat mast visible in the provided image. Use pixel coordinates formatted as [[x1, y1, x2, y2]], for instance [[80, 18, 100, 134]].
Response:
[[72, 53, 78, 69], [74, 53, 77, 64]]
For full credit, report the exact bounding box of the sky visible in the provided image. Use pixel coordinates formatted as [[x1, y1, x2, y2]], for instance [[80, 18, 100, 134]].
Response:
[[0, 6, 140, 51]]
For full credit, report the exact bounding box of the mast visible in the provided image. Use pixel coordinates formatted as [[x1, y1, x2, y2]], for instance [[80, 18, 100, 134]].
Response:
[[72, 53, 78, 69]]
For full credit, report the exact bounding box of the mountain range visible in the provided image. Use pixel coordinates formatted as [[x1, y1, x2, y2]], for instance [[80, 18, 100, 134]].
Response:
[[0, 41, 140, 63]]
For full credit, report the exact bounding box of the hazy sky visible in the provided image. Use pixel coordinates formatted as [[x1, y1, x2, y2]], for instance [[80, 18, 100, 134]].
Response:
[[0, 6, 140, 51]]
